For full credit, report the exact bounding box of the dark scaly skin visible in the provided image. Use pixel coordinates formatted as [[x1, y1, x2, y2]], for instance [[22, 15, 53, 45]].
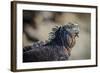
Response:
[[23, 24, 79, 62]]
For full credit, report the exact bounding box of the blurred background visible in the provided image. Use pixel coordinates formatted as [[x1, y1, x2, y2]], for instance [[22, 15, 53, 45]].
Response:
[[23, 10, 91, 60]]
